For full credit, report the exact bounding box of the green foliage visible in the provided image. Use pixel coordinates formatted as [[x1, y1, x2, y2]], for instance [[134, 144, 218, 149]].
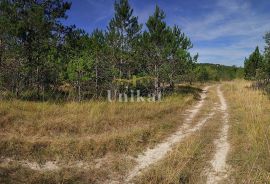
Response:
[[263, 32, 270, 78], [0, 0, 243, 101], [196, 63, 243, 82], [143, 5, 170, 97], [107, 0, 142, 79], [243, 32, 270, 94], [244, 46, 263, 80], [67, 53, 94, 82], [196, 67, 209, 82], [0, 0, 71, 99]]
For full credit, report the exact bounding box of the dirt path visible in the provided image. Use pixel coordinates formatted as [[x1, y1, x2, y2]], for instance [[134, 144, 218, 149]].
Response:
[[206, 85, 230, 184], [125, 86, 212, 183]]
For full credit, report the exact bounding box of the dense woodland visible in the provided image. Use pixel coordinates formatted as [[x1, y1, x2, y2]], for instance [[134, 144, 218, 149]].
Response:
[[0, 0, 243, 101], [244, 33, 270, 93]]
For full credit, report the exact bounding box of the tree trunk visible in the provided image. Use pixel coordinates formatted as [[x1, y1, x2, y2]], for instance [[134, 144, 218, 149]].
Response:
[[169, 74, 174, 90], [0, 39, 3, 67], [78, 72, 81, 102], [170, 81, 175, 90], [37, 67, 40, 99], [154, 64, 160, 100], [78, 82, 81, 102], [95, 59, 98, 98]]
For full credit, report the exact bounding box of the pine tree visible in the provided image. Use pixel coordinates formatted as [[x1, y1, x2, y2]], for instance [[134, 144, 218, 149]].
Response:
[[244, 46, 263, 80], [165, 25, 193, 89], [107, 0, 142, 79], [90, 29, 111, 98], [144, 5, 170, 98], [67, 51, 93, 102], [263, 32, 270, 79], [0, 0, 71, 99]]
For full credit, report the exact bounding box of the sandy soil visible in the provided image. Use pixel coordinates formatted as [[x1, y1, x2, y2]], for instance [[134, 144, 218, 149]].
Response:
[[125, 86, 213, 183], [206, 85, 230, 184]]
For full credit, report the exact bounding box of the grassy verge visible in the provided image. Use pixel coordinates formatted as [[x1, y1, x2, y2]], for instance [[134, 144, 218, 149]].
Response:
[[223, 80, 270, 183]]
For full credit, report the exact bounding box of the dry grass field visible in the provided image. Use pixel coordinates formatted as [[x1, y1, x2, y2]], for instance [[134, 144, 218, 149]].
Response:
[[223, 80, 270, 183], [0, 81, 269, 184], [0, 86, 201, 183]]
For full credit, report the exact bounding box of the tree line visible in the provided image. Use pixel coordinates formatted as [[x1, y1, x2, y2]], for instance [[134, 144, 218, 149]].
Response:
[[244, 33, 270, 93], [0, 0, 242, 101], [196, 63, 243, 82]]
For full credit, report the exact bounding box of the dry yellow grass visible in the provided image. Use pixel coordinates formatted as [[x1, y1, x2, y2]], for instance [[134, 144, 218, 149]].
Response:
[[0, 86, 202, 183], [223, 80, 270, 183], [2, 81, 268, 183]]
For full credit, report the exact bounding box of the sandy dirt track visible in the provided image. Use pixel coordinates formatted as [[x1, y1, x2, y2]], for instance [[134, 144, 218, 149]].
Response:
[[125, 86, 215, 183], [206, 85, 230, 184]]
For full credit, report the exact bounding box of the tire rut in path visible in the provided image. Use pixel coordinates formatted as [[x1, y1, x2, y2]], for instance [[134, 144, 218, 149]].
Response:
[[125, 86, 213, 183], [206, 85, 230, 184]]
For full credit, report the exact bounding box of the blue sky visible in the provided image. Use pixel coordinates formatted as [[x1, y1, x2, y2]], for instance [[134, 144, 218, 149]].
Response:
[[63, 0, 270, 66]]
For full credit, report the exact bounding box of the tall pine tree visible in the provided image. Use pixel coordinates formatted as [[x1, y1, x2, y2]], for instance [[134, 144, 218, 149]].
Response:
[[107, 0, 142, 80], [244, 46, 263, 79], [144, 6, 169, 98]]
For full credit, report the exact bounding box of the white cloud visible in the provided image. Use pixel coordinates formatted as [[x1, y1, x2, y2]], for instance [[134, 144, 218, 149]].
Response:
[[178, 0, 270, 66]]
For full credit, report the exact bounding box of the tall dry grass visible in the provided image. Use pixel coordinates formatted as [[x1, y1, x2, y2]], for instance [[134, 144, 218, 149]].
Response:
[[223, 80, 270, 183], [0, 87, 202, 183]]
